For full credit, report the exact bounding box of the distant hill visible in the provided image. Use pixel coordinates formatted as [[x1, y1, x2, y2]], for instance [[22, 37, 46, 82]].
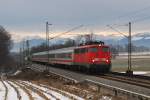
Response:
[[11, 38, 67, 52], [11, 32, 150, 52], [118, 32, 150, 47]]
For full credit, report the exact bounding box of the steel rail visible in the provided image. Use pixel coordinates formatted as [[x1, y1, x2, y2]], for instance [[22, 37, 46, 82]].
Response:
[[85, 79, 150, 100], [99, 72, 150, 89], [11, 80, 34, 100], [1, 76, 8, 100], [6, 81, 21, 100]]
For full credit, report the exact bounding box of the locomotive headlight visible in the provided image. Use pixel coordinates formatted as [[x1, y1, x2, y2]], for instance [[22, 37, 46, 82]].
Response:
[[92, 58, 100, 62], [106, 59, 109, 62], [92, 59, 95, 62]]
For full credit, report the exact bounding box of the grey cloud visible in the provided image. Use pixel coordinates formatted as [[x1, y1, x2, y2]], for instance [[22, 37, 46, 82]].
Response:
[[0, 0, 150, 32]]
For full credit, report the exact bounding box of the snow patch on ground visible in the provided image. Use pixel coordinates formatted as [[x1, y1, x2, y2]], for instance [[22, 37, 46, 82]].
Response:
[[27, 88, 44, 100], [100, 96, 112, 100], [121, 71, 150, 75], [4, 81, 18, 100], [9, 81, 29, 100], [0, 81, 5, 100], [0, 80, 84, 100], [13, 70, 22, 76], [23, 81, 84, 100], [133, 71, 149, 75]]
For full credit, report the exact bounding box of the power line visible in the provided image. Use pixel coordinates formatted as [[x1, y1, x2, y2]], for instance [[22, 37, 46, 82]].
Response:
[[106, 25, 128, 38], [49, 25, 84, 40], [105, 14, 150, 35], [131, 15, 150, 24], [117, 14, 150, 26], [116, 5, 150, 21], [106, 5, 150, 31]]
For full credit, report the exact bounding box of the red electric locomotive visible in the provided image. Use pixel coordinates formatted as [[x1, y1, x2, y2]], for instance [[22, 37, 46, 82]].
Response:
[[31, 41, 111, 73]]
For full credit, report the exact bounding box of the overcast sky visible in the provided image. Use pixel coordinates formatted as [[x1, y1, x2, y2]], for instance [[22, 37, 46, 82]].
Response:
[[1, 0, 150, 42]]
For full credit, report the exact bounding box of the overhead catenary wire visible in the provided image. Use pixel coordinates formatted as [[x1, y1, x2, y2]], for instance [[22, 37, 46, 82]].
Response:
[[109, 5, 150, 26], [105, 5, 150, 33], [106, 25, 128, 38], [117, 5, 150, 20], [48, 5, 150, 40], [49, 25, 84, 40], [113, 14, 150, 30], [131, 15, 150, 24]]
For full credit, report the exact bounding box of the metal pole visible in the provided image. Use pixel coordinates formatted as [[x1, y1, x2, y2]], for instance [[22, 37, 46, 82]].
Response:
[[46, 22, 49, 62], [26, 40, 30, 63], [45, 22, 52, 72], [20, 45, 22, 68], [129, 22, 132, 71], [22, 41, 25, 67], [106, 24, 133, 75], [45, 22, 48, 72], [127, 22, 133, 75]]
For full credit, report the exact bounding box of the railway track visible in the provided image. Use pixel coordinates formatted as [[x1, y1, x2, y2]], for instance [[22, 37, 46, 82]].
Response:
[[6, 81, 22, 100], [0, 74, 84, 100], [0, 78, 43, 100], [11, 80, 34, 100], [30, 63, 150, 89], [1, 78, 8, 100], [31, 63, 150, 89], [18, 81, 50, 100], [99, 72, 150, 89]]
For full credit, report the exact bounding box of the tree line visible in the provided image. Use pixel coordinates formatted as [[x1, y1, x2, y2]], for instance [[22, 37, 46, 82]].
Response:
[[29, 38, 150, 60], [0, 26, 16, 72]]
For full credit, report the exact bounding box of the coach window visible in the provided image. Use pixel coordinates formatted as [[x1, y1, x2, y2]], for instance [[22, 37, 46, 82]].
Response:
[[49, 54, 55, 58], [41, 55, 45, 58], [66, 53, 72, 59]]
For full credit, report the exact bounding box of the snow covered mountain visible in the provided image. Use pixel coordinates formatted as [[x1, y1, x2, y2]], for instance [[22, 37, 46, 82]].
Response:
[[118, 32, 150, 47], [11, 32, 150, 52]]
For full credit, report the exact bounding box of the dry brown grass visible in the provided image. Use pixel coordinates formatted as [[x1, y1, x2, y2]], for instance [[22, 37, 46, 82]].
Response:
[[112, 58, 150, 72], [9, 68, 125, 100]]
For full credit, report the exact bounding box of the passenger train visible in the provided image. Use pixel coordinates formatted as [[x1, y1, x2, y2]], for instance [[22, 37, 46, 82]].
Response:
[[30, 42, 112, 73]]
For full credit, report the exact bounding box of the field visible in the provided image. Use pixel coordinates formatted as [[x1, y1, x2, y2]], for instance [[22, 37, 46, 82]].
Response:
[[111, 56, 150, 72]]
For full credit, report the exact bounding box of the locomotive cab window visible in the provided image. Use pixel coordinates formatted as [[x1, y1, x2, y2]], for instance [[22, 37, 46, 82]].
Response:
[[74, 49, 80, 54], [88, 47, 98, 52], [102, 47, 109, 52], [80, 48, 86, 53], [75, 48, 87, 54]]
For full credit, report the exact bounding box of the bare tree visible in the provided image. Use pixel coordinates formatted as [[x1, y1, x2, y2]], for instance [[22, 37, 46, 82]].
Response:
[[0, 26, 13, 72]]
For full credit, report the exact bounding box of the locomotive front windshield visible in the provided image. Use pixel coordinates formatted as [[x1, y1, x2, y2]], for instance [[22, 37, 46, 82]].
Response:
[[88, 47, 98, 52], [102, 47, 109, 52]]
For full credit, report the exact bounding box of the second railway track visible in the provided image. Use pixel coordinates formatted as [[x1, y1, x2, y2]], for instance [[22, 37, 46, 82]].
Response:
[[98, 72, 150, 89], [32, 63, 150, 89]]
